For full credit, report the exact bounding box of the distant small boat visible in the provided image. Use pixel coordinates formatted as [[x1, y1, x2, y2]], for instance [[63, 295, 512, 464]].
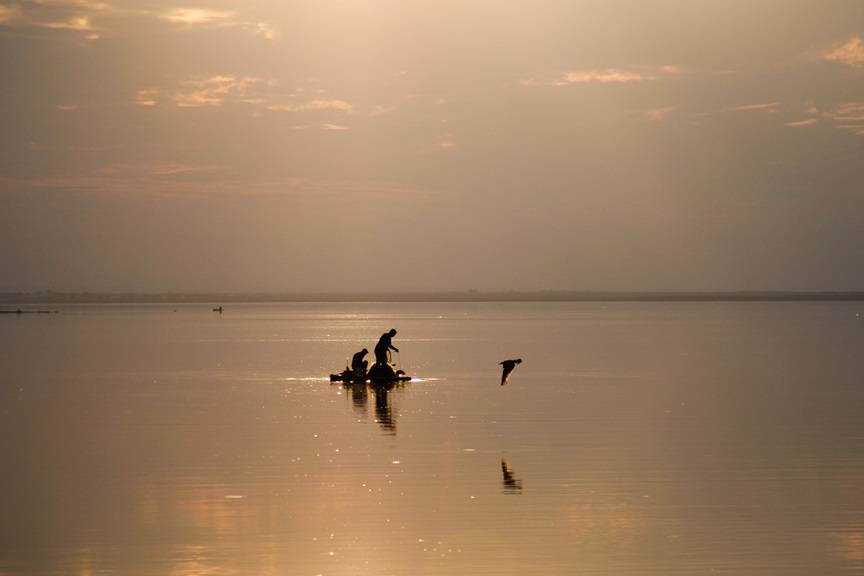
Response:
[[212, 306, 223, 313]]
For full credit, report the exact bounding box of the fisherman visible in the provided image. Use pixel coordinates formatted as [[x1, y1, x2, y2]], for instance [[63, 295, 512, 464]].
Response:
[[351, 348, 369, 376], [374, 329, 399, 366]]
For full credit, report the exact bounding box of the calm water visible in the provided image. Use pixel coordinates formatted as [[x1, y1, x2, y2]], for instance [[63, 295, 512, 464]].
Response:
[[1, 302, 862, 575]]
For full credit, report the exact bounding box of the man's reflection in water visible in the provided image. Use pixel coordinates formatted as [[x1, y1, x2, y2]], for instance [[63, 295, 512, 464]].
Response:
[[373, 384, 396, 435], [336, 381, 408, 435], [501, 459, 523, 494], [349, 381, 368, 415]]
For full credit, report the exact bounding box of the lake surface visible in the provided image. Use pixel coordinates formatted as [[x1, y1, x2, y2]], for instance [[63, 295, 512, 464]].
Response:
[[1, 302, 862, 575]]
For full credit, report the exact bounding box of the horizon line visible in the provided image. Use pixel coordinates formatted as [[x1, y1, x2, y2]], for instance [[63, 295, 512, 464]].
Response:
[[2, 289, 864, 304]]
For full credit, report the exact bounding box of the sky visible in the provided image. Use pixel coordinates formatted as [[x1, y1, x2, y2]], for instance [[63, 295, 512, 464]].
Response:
[[0, 0, 863, 293]]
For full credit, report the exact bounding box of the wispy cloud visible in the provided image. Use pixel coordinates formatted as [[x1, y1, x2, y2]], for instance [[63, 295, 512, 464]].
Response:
[[522, 65, 684, 87], [824, 102, 864, 122], [786, 118, 818, 128], [820, 102, 864, 136], [158, 8, 235, 26], [173, 75, 270, 108], [320, 123, 350, 131], [0, 4, 22, 24], [368, 104, 397, 117], [659, 64, 683, 75], [823, 36, 864, 67], [0, 2, 277, 41], [41, 15, 92, 30], [255, 21, 277, 40], [641, 106, 677, 122], [135, 88, 158, 107], [157, 6, 278, 40], [0, 0, 105, 36], [163, 77, 354, 116], [732, 102, 781, 113], [838, 125, 864, 136], [551, 69, 654, 85], [267, 99, 353, 113]]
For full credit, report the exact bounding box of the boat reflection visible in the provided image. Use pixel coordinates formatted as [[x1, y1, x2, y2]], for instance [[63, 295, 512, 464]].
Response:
[[335, 380, 410, 435], [501, 459, 523, 494]]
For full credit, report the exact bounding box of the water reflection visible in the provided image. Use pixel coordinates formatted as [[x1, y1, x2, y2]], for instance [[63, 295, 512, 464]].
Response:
[[500, 459, 523, 494], [335, 381, 410, 435], [373, 384, 396, 435]]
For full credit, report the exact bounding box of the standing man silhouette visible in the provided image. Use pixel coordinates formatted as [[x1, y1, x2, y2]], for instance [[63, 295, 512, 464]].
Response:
[[374, 329, 399, 366]]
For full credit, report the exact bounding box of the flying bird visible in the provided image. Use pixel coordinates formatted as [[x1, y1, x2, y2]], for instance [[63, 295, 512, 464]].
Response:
[[499, 358, 522, 386]]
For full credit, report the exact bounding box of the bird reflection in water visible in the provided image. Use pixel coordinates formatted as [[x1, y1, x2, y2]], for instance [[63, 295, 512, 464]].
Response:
[[501, 459, 523, 494], [336, 380, 409, 435]]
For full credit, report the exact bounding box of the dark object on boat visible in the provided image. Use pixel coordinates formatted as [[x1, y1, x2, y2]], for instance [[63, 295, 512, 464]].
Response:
[[213, 306, 223, 313], [330, 362, 411, 383]]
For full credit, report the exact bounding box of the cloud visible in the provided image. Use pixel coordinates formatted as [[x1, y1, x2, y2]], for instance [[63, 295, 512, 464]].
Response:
[[255, 21, 277, 40], [320, 123, 350, 131], [41, 15, 92, 30], [641, 106, 677, 122], [0, 0, 103, 35], [157, 7, 278, 40], [267, 99, 353, 113], [825, 102, 864, 122], [838, 126, 864, 136], [696, 101, 782, 117], [522, 65, 685, 87], [786, 118, 818, 128], [158, 8, 235, 26], [149, 76, 353, 114], [135, 88, 158, 107], [551, 69, 655, 85], [173, 75, 269, 108], [368, 104, 397, 117], [0, 4, 22, 24], [0, 0, 108, 34], [823, 36, 864, 67], [732, 102, 781, 113], [0, 2, 277, 41], [819, 102, 864, 136], [43, 1, 111, 10]]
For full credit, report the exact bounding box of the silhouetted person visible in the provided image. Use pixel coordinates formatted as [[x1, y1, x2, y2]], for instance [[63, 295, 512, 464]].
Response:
[[499, 358, 522, 386], [351, 348, 369, 376], [374, 329, 399, 366]]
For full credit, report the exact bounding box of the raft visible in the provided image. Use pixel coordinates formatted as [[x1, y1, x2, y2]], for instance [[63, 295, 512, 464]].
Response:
[[330, 362, 411, 384]]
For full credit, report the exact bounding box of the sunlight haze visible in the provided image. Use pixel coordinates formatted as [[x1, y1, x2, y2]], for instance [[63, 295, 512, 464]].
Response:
[[1, 0, 863, 292]]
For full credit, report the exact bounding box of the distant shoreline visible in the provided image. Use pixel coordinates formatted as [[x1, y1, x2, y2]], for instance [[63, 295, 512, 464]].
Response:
[[2, 291, 863, 304]]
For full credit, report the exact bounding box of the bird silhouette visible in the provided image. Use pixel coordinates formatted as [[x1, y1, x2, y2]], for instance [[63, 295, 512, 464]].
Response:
[[499, 358, 522, 386]]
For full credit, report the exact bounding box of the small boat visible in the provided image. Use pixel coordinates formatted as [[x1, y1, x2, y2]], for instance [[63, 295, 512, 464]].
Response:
[[330, 362, 411, 384]]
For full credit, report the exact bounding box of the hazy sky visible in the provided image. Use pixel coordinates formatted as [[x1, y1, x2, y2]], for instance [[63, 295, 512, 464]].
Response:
[[1, 0, 862, 292]]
